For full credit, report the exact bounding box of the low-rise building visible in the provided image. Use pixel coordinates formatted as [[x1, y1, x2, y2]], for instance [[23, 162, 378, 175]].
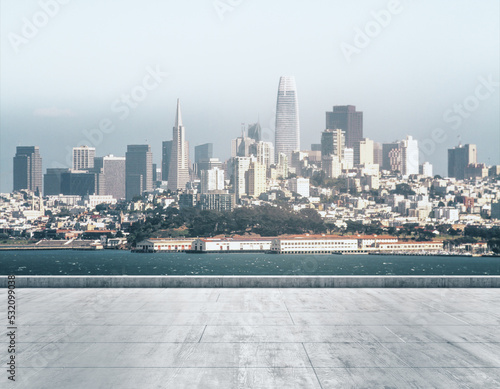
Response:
[[136, 238, 196, 252], [191, 237, 273, 252]]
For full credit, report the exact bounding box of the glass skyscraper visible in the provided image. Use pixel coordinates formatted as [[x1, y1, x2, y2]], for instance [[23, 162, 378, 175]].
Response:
[[13, 146, 42, 194], [275, 76, 300, 162]]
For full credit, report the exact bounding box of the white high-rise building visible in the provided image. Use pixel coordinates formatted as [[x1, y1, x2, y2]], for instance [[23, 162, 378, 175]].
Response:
[[250, 141, 274, 169], [420, 162, 433, 177], [401, 135, 419, 175], [167, 99, 190, 191], [246, 160, 266, 198], [72, 146, 95, 170], [354, 138, 374, 165], [200, 167, 225, 194], [343, 148, 354, 170], [289, 177, 310, 198], [275, 76, 300, 163], [233, 156, 252, 201]]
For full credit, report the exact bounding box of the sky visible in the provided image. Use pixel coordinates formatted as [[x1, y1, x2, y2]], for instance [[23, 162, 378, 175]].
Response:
[[1, 0, 499, 191]]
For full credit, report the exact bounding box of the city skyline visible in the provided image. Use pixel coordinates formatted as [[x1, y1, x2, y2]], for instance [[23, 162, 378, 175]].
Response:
[[1, 0, 499, 192]]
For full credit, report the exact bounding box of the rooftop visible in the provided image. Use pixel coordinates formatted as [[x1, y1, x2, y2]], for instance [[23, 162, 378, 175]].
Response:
[[5, 287, 499, 388]]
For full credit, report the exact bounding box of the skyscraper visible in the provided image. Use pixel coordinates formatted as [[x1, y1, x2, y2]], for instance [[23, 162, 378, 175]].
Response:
[[246, 160, 266, 198], [400, 136, 419, 175], [167, 99, 190, 191], [125, 145, 152, 200], [95, 155, 126, 200], [247, 122, 262, 142], [249, 141, 274, 169], [382, 142, 399, 171], [44, 168, 70, 195], [194, 143, 213, 178], [161, 141, 172, 181], [448, 144, 477, 180], [13, 146, 42, 193], [233, 156, 252, 201], [321, 129, 345, 160], [72, 146, 95, 170], [275, 76, 300, 162], [325, 105, 363, 149], [195, 143, 213, 164], [200, 167, 225, 193]]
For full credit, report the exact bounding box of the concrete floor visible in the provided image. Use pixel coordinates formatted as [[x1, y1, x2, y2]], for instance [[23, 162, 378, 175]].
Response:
[[1, 288, 500, 388]]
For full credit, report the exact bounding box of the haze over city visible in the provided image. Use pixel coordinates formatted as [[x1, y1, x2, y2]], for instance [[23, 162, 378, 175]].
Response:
[[1, 0, 499, 192]]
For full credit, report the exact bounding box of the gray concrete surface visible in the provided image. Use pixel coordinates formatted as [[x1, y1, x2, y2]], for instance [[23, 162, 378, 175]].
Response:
[[1, 288, 499, 388], [2, 275, 500, 288]]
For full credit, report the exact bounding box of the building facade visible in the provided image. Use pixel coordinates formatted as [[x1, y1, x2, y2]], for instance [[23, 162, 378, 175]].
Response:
[[275, 76, 300, 162], [13, 146, 42, 193], [125, 145, 153, 200], [167, 99, 190, 191], [72, 146, 95, 171], [448, 144, 477, 180], [325, 105, 363, 149]]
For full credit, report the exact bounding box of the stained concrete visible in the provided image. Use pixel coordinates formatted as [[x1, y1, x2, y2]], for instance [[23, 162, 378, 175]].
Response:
[[1, 275, 500, 288], [1, 288, 499, 388]]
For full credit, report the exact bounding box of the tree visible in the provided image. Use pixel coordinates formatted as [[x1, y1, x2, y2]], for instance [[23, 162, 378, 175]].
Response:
[[393, 183, 415, 197]]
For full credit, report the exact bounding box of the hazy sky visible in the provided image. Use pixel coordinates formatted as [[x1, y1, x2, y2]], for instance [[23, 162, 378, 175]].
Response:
[[1, 0, 499, 191]]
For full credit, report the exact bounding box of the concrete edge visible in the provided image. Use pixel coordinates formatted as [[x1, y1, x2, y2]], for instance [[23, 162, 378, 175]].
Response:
[[1, 276, 500, 288]]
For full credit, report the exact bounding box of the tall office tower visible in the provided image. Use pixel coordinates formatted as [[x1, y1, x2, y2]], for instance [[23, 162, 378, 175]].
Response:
[[233, 156, 252, 201], [246, 160, 266, 198], [167, 99, 190, 191], [194, 143, 213, 177], [161, 141, 172, 181], [44, 168, 69, 195], [382, 142, 399, 171], [195, 143, 213, 164], [448, 144, 477, 180], [321, 129, 345, 160], [93, 155, 126, 199], [400, 135, 419, 175], [373, 142, 383, 166], [60, 171, 97, 196], [247, 122, 262, 142], [152, 163, 158, 183], [325, 105, 363, 149], [354, 138, 374, 165], [13, 146, 42, 193], [249, 141, 274, 169], [275, 76, 300, 162], [125, 145, 152, 200], [72, 146, 95, 170], [200, 167, 225, 193]]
